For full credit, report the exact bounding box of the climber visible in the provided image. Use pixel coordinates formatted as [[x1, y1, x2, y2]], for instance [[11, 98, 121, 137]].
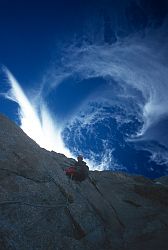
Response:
[[65, 155, 89, 182]]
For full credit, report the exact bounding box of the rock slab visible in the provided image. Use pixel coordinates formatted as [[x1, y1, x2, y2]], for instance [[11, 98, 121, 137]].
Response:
[[0, 113, 168, 250]]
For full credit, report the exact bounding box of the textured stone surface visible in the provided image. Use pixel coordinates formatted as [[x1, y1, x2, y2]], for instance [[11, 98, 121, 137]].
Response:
[[0, 113, 168, 250]]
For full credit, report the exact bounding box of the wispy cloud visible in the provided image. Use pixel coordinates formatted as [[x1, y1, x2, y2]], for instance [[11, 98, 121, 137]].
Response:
[[44, 23, 168, 141], [2, 19, 168, 171], [3, 67, 72, 157]]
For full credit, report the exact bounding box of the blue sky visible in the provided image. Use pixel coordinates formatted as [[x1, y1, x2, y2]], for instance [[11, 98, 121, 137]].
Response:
[[1, 0, 168, 172], [0, 0, 108, 157], [1, 0, 167, 86], [0, 1, 76, 116], [0, 1, 81, 82]]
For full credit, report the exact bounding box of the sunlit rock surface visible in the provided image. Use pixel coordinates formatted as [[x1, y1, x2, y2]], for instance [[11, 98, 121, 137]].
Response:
[[0, 113, 168, 250]]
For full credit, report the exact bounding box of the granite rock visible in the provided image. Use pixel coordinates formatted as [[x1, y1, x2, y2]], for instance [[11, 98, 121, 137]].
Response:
[[0, 114, 168, 250]]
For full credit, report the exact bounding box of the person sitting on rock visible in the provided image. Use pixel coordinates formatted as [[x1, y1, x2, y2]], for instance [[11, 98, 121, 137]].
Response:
[[74, 155, 89, 181], [65, 155, 89, 182]]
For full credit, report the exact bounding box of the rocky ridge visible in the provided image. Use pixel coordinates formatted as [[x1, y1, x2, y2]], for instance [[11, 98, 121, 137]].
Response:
[[0, 113, 168, 250]]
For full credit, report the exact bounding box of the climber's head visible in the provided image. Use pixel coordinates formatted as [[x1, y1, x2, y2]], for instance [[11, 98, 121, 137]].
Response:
[[77, 155, 83, 162]]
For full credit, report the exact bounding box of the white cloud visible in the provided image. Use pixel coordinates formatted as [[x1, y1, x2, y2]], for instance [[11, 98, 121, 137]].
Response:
[[2, 20, 168, 171], [3, 67, 72, 157], [45, 28, 168, 140]]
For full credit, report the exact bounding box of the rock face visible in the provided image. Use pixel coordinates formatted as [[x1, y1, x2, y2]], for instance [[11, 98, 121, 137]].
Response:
[[0, 113, 168, 250]]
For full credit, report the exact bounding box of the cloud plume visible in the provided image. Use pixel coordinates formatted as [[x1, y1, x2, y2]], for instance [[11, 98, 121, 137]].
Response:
[[3, 67, 72, 157]]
